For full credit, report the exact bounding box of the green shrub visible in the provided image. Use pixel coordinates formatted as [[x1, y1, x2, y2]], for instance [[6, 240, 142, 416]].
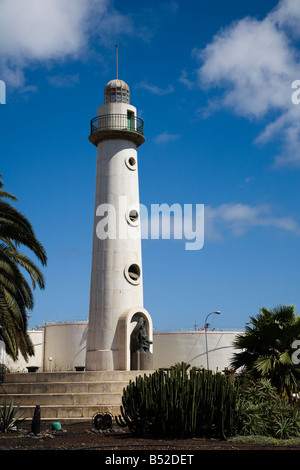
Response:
[[116, 364, 240, 439], [237, 376, 300, 439], [0, 400, 24, 433]]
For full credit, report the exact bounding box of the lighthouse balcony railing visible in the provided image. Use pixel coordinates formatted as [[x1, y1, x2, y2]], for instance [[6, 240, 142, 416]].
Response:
[[90, 114, 144, 136]]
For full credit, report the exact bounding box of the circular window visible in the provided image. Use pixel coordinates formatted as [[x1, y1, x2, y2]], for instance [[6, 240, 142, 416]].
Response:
[[125, 155, 137, 170], [126, 208, 139, 227], [124, 263, 141, 285]]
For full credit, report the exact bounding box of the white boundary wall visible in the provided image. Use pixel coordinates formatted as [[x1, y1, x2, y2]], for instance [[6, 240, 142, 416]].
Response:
[[153, 331, 238, 371], [3, 323, 240, 372], [4, 330, 44, 373], [43, 323, 88, 371]]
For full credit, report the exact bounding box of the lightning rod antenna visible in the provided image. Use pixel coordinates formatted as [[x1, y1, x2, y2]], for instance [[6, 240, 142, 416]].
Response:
[[116, 43, 118, 80]]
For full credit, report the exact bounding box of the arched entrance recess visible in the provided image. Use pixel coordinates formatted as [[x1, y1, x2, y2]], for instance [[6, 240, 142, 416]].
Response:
[[117, 307, 153, 370]]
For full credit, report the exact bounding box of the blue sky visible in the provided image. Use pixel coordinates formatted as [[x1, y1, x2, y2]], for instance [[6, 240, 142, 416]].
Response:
[[0, 0, 300, 331]]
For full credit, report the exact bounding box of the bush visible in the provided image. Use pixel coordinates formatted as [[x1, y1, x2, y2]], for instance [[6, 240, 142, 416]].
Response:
[[237, 376, 300, 439], [0, 400, 24, 433], [116, 363, 240, 439]]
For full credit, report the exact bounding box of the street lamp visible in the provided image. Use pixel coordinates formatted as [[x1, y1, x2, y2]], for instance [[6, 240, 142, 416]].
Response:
[[204, 311, 221, 370]]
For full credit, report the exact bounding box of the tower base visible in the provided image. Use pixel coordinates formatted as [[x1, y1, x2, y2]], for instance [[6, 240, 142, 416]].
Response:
[[85, 350, 115, 371]]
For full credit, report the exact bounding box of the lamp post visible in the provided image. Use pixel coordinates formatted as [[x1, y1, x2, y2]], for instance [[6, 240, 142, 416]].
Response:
[[204, 311, 221, 370]]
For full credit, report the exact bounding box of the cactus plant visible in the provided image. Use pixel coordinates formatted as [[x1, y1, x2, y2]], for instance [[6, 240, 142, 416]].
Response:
[[116, 364, 240, 439]]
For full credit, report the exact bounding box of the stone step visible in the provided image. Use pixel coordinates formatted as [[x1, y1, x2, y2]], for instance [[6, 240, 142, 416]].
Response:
[[0, 392, 123, 406], [5, 404, 123, 421], [0, 381, 128, 394], [0, 370, 154, 421], [3, 371, 148, 383]]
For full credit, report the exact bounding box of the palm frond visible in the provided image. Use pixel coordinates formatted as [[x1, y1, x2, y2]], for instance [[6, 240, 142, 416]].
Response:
[[0, 175, 47, 361]]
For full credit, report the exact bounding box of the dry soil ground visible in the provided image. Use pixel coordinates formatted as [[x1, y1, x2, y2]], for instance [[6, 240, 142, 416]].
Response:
[[0, 420, 299, 458]]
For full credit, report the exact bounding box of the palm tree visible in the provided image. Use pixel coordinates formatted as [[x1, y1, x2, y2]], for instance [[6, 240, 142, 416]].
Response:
[[230, 305, 300, 396], [0, 175, 47, 360]]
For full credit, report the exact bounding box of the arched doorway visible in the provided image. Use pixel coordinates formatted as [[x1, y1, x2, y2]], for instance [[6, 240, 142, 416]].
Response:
[[117, 307, 153, 370]]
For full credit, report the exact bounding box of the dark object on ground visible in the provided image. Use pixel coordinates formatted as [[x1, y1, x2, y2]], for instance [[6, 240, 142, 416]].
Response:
[[31, 405, 41, 435], [93, 412, 113, 431]]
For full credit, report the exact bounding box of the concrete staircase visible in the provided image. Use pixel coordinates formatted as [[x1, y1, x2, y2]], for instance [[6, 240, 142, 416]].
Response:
[[0, 370, 152, 422]]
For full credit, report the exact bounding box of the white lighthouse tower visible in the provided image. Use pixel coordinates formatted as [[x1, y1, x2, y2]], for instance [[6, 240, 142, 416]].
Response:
[[85, 60, 153, 371]]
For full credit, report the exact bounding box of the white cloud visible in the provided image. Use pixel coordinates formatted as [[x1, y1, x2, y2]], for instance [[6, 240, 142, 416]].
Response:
[[193, 0, 300, 167], [178, 69, 196, 90], [205, 202, 300, 240], [0, 0, 133, 88], [197, 16, 295, 118], [0, 0, 89, 86], [270, 0, 300, 38], [135, 80, 174, 96], [255, 104, 300, 167], [139, 201, 299, 245], [153, 131, 180, 144]]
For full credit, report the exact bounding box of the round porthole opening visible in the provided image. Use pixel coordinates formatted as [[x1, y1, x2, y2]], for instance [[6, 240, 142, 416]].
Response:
[[126, 208, 139, 226], [125, 263, 141, 285], [125, 155, 137, 170]]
